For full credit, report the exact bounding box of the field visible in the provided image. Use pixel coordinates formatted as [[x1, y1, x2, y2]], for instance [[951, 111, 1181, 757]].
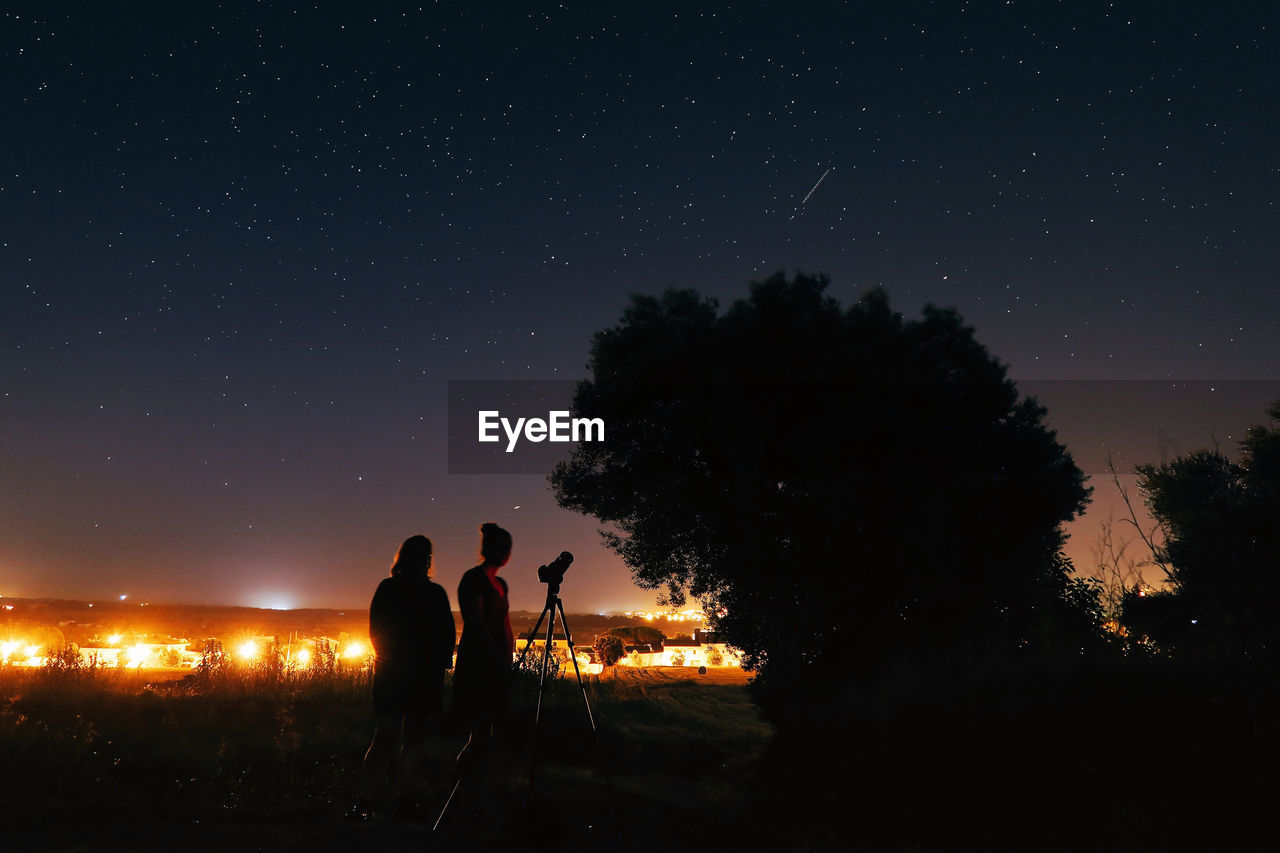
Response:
[[0, 662, 770, 852], [8, 599, 1279, 851]]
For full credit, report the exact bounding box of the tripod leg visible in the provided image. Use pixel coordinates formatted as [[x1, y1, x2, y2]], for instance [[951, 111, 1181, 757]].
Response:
[[528, 595, 560, 796], [514, 600, 554, 672], [536, 596, 558, 723], [432, 778, 463, 832], [555, 600, 598, 733], [556, 599, 614, 797]]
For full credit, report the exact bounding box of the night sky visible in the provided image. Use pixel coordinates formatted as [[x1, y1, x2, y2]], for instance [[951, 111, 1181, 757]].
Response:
[[2, 3, 1277, 611]]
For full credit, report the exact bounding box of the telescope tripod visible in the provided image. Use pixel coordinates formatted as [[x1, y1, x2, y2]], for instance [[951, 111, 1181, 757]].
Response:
[[433, 583, 612, 832], [514, 584, 612, 798]]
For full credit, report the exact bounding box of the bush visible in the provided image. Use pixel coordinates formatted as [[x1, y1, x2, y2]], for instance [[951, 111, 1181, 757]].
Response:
[[594, 635, 625, 667]]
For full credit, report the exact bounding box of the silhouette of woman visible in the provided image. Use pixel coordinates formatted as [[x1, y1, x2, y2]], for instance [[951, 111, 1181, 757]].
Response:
[[448, 522, 514, 820], [349, 534, 455, 821]]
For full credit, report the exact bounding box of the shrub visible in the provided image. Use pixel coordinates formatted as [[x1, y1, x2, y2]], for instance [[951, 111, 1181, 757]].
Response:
[[594, 635, 625, 667]]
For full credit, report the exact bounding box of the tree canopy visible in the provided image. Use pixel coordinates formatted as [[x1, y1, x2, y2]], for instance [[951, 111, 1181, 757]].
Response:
[[551, 273, 1096, 712], [605, 625, 666, 647], [1122, 401, 1280, 659], [593, 635, 626, 667]]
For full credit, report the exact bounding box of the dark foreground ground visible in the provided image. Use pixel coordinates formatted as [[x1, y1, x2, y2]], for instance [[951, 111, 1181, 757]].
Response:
[[2, 666, 768, 853], [10, 798, 759, 853], [6, 657, 1280, 851], [7, 803, 727, 853]]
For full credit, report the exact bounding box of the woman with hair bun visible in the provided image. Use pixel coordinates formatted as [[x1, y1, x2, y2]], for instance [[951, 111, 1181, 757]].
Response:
[[349, 534, 455, 821], [448, 522, 515, 820]]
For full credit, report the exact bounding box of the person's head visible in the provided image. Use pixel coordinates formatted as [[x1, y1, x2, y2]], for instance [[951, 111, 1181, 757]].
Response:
[[479, 522, 512, 568], [391, 534, 432, 576]]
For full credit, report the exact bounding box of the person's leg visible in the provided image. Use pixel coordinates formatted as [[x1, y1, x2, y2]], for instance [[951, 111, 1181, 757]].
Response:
[[395, 713, 429, 815], [357, 713, 404, 803], [452, 713, 496, 817]]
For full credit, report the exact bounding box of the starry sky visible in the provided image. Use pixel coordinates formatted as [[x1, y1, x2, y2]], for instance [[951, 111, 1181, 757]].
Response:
[[2, 2, 1277, 611]]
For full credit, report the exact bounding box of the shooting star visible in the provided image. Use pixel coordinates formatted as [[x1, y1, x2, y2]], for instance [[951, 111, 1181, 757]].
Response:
[[801, 167, 833, 205]]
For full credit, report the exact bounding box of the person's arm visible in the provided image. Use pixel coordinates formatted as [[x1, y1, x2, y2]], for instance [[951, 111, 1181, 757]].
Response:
[[500, 578, 515, 658], [369, 579, 393, 660], [459, 574, 500, 667], [434, 584, 456, 670]]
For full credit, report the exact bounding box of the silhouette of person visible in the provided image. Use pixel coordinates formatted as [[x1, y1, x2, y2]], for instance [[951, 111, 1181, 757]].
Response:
[[448, 522, 515, 821], [349, 534, 455, 821]]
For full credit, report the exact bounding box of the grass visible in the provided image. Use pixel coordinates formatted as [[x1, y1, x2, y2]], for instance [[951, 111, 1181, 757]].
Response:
[[2, 664, 370, 821], [0, 661, 772, 851], [6, 654, 1277, 851]]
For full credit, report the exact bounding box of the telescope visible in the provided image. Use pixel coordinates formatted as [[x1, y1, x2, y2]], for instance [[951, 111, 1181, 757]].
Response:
[[537, 551, 573, 591]]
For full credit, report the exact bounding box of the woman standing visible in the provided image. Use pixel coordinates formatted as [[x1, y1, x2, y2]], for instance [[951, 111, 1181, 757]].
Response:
[[349, 534, 455, 821], [449, 522, 514, 818]]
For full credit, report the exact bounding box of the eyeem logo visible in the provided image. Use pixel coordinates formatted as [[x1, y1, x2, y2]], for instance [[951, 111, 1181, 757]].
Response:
[[478, 410, 605, 452], [448, 380, 599, 474]]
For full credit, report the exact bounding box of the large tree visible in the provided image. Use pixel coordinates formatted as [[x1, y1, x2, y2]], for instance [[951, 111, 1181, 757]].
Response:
[[1122, 401, 1280, 659], [551, 273, 1094, 710]]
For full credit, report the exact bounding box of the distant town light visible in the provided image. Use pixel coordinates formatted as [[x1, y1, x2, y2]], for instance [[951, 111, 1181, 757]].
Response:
[[119, 594, 128, 601], [621, 608, 708, 623], [253, 593, 296, 611]]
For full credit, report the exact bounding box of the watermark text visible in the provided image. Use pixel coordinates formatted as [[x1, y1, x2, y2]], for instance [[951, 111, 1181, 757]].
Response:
[[478, 410, 605, 452]]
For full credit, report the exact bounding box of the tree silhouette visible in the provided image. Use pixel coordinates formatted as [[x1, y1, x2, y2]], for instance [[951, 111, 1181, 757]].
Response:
[[552, 273, 1095, 714], [606, 625, 665, 648], [1122, 401, 1280, 659], [594, 635, 625, 668]]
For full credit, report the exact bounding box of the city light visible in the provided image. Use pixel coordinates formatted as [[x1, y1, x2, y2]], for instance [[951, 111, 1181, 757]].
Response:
[[622, 608, 707, 623]]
